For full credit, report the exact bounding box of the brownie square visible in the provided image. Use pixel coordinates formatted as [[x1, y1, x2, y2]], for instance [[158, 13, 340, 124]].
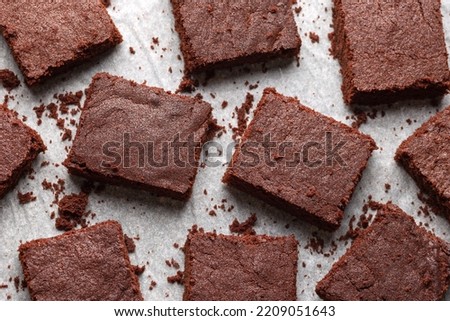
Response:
[[63, 73, 214, 200], [395, 106, 450, 220], [0, 105, 45, 199], [19, 221, 143, 301], [183, 231, 298, 301], [316, 203, 450, 301], [170, 0, 301, 75], [0, 0, 122, 86], [223, 88, 377, 231], [332, 0, 450, 105]]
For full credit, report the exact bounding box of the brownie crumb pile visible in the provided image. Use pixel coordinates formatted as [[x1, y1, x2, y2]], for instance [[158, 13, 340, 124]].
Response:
[[229, 213, 257, 235], [55, 193, 89, 231]]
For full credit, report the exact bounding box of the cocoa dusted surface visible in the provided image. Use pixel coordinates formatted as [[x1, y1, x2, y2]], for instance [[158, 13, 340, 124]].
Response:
[[316, 203, 450, 300], [64, 73, 214, 200], [332, 0, 450, 105], [396, 106, 450, 221], [170, 0, 301, 75], [0, 105, 46, 199], [223, 88, 377, 231], [0, 0, 122, 86], [19, 221, 143, 301], [183, 231, 298, 301]]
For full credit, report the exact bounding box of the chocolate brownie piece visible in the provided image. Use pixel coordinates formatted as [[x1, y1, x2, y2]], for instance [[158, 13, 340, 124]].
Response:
[[19, 221, 143, 301], [0, 0, 122, 86], [170, 0, 301, 75], [316, 203, 450, 300], [0, 105, 46, 199], [64, 73, 214, 200], [183, 231, 298, 301], [223, 88, 377, 231], [332, 0, 450, 105], [395, 106, 450, 220]]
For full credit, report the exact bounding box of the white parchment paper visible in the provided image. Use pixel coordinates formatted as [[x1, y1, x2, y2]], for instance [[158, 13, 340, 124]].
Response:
[[0, 0, 449, 301]]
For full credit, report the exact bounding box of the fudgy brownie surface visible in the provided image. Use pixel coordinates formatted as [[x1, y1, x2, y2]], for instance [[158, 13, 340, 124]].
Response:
[[171, 0, 301, 75], [64, 73, 214, 200], [396, 106, 450, 220], [0, 105, 45, 199], [183, 231, 298, 301], [223, 88, 377, 231], [316, 203, 450, 301], [0, 0, 122, 86], [332, 0, 450, 105], [19, 221, 143, 301]]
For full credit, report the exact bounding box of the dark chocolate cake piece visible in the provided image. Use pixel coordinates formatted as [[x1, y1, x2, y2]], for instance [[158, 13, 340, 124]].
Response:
[[0, 0, 122, 85], [19, 221, 143, 301], [316, 203, 450, 300], [332, 0, 450, 105]]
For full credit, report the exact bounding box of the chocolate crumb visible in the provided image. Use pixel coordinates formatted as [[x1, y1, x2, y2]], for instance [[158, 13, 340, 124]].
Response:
[[0, 69, 20, 91], [368, 200, 383, 211], [133, 265, 145, 276], [33, 104, 45, 120], [339, 216, 358, 242], [59, 193, 87, 217], [177, 76, 198, 93], [13, 276, 20, 293], [62, 128, 72, 141], [40, 161, 50, 167], [167, 271, 184, 284], [309, 32, 320, 43], [149, 280, 157, 290], [351, 111, 368, 128], [17, 191, 36, 204], [229, 213, 257, 235], [171, 258, 180, 270], [385, 183, 391, 193], [232, 93, 254, 140], [55, 192, 89, 231], [57, 91, 83, 106]]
